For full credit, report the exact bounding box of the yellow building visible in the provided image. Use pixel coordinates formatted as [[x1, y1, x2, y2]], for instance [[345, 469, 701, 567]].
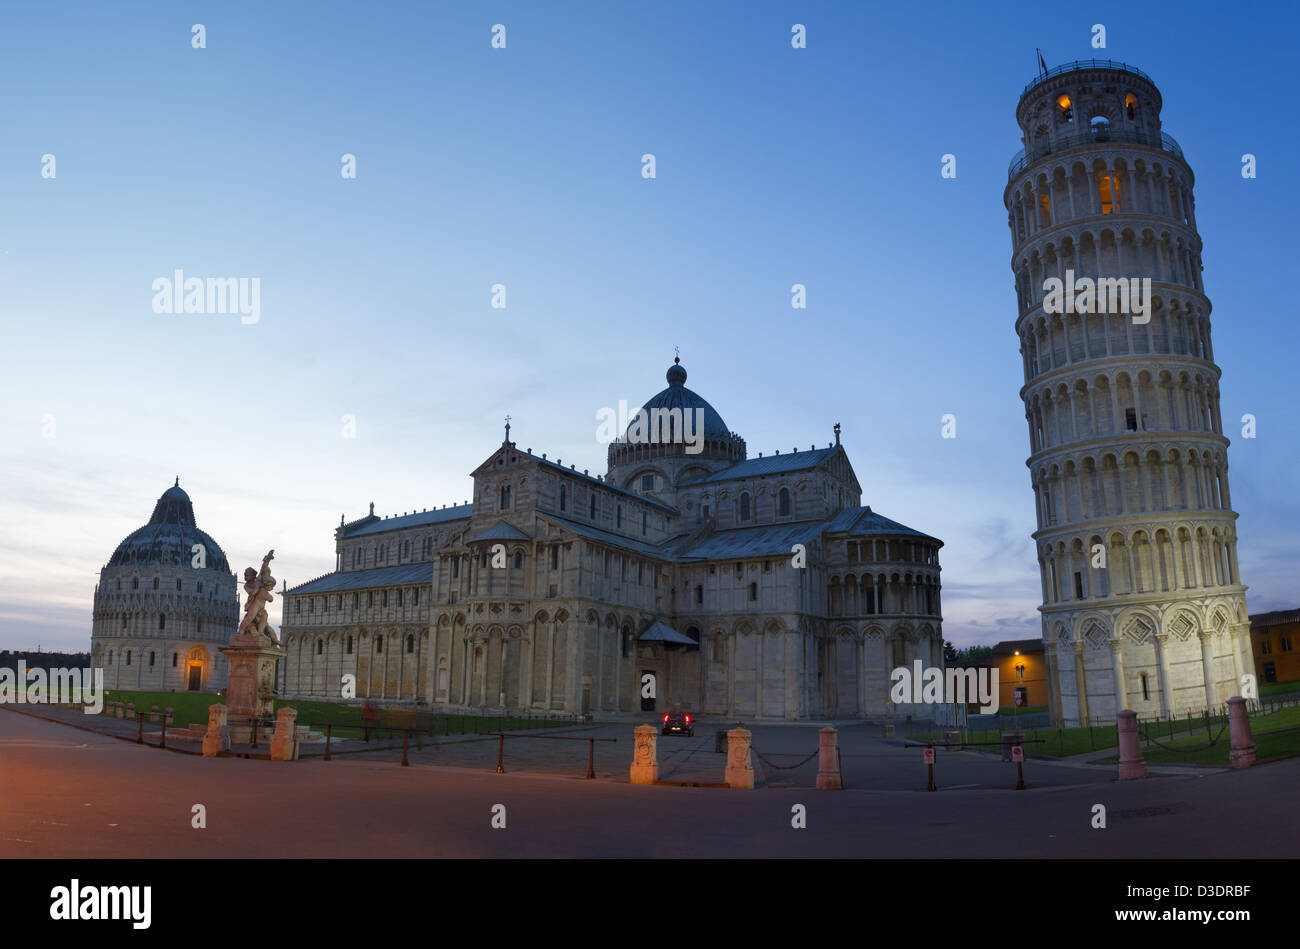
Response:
[[1250, 609, 1300, 685], [991, 639, 1048, 709]]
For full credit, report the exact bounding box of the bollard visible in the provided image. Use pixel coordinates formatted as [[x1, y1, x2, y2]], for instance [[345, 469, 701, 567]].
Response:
[[1227, 696, 1257, 769], [271, 707, 298, 761], [816, 727, 843, 790], [630, 724, 658, 784], [724, 728, 755, 789], [126, 702, 135, 720], [164, 706, 174, 726], [883, 723, 895, 739], [324, 723, 333, 761], [1116, 709, 1147, 780], [403, 729, 411, 767], [136, 715, 144, 744], [202, 703, 229, 756], [149, 705, 160, 724], [924, 744, 936, 791], [160, 718, 167, 749], [586, 738, 596, 779], [494, 733, 503, 773]]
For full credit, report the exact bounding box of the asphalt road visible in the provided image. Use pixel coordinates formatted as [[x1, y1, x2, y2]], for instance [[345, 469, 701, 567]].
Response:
[[2, 708, 1295, 858]]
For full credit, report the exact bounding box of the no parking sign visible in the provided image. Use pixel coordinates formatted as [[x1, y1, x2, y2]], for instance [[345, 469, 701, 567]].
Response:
[[1011, 745, 1024, 762], [923, 747, 936, 764]]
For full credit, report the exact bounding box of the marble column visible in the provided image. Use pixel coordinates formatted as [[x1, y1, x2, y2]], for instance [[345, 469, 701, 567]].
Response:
[[1154, 633, 1173, 718], [1072, 640, 1090, 726], [1196, 630, 1217, 711], [1110, 638, 1127, 714]]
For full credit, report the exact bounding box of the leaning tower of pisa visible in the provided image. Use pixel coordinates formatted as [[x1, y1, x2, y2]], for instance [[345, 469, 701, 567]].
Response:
[[1004, 60, 1253, 727]]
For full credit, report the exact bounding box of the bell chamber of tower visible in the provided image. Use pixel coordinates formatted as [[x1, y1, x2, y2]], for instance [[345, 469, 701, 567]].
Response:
[[1004, 60, 1253, 728]]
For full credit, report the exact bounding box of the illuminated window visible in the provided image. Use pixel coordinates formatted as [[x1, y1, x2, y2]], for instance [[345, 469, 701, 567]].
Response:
[[1057, 94, 1073, 122], [1125, 93, 1137, 119], [1098, 173, 1121, 214], [1038, 192, 1050, 227]]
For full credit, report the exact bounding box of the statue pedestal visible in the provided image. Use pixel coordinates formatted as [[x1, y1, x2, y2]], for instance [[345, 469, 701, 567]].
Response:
[[221, 634, 285, 744]]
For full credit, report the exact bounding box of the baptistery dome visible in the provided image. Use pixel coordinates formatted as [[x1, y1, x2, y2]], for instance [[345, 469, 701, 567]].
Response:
[[91, 480, 238, 692], [107, 479, 231, 573]]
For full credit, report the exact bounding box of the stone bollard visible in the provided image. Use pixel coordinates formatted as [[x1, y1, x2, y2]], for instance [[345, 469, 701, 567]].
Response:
[[1227, 696, 1257, 769], [164, 707, 174, 725], [270, 707, 299, 761], [816, 727, 843, 790], [630, 724, 658, 784], [125, 703, 135, 720], [1117, 709, 1147, 780], [883, 723, 894, 739], [724, 728, 755, 789], [202, 704, 229, 756], [149, 706, 160, 724], [114, 702, 124, 719]]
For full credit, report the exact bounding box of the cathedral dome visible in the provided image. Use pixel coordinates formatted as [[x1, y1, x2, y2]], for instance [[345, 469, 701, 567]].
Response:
[[629, 358, 731, 441], [106, 479, 231, 573]]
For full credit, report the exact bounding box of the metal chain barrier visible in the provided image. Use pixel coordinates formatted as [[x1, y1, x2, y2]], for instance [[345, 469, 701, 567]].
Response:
[[749, 745, 821, 770], [1142, 718, 1229, 752]]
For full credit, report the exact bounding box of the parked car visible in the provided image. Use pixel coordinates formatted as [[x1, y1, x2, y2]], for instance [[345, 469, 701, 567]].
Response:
[[661, 712, 695, 737]]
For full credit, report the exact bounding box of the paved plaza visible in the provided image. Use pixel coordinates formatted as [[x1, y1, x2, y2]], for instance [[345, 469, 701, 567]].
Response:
[[4, 707, 1296, 859]]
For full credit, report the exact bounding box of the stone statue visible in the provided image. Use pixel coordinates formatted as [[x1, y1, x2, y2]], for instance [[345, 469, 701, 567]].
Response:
[[238, 549, 279, 644]]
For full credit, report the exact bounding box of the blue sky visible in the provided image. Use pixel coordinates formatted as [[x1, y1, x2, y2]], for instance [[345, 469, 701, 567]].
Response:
[[2, 0, 1296, 652]]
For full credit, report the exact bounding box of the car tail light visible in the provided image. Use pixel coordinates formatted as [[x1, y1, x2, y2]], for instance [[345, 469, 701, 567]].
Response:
[[685, 715, 691, 722], [663, 714, 669, 722]]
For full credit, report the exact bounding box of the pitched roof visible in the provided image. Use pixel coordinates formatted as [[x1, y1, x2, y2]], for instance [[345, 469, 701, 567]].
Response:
[[1250, 609, 1300, 629], [992, 639, 1045, 655], [287, 563, 432, 595], [676, 522, 824, 561], [541, 514, 673, 558], [824, 506, 940, 542], [638, 620, 697, 645], [343, 504, 473, 538], [464, 521, 532, 544], [679, 447, 835, 485]]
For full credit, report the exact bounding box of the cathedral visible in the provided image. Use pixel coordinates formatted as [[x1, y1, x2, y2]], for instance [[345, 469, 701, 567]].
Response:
[[279, 359, 944, 720], [90, 481, 239, 692]]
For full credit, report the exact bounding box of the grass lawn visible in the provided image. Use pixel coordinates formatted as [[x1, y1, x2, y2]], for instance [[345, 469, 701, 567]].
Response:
[[104, 689, 574, 737], [1131, 705, 1300, 766]]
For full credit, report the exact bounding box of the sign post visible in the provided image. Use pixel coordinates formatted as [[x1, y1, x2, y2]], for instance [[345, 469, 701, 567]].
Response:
[[1012, 743, 1026, 789], [924, 744, 936, 792]]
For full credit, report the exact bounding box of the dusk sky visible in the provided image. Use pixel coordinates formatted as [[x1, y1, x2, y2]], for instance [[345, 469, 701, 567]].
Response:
[[2, 0, 1296, 653]]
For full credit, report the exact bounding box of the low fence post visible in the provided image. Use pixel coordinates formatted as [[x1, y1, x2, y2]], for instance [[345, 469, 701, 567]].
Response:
[[496, 733, 505, 774], [1228, 696, 1257, 769], [136, 715, 144, 744], [324, 723, 333, 761], [1117, 709, 1147, 780]]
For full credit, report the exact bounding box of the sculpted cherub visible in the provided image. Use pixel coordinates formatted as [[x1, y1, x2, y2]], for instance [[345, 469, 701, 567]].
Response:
[[238, 549, 280, 644]]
